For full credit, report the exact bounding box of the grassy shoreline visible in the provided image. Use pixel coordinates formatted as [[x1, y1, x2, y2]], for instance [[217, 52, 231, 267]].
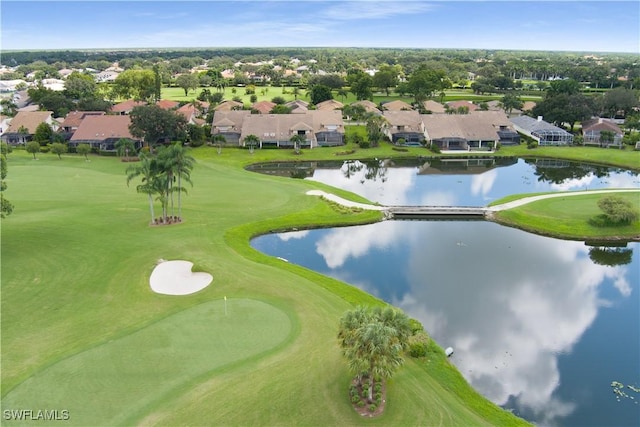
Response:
[[2, 143, 637, 425]]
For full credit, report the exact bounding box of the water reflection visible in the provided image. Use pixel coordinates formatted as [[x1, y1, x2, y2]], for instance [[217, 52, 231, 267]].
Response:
[[253, 222, 639, 426], [248, 157, 640, 426], [273, 158, 639, 206]]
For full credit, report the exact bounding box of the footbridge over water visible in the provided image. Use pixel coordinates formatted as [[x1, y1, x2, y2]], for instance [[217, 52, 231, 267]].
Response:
[[385, 206, 488, 220]]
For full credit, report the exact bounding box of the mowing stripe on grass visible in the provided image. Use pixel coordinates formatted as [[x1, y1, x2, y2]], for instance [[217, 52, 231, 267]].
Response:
[[2, 298, 292, 426]]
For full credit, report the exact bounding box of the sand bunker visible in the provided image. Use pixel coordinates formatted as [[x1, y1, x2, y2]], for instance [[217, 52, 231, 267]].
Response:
[[149, 260, 213, 295]]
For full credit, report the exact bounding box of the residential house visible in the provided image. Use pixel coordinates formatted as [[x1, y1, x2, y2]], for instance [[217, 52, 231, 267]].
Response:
[[177, 102, 209, 126], [211, 110, 252, 144], [315, 99, 344, 111], [156, 100, 180, 110], [1, 111, 55, 145], [351, 100, 381, 116], [285, 100, 309, 114], [41, 78, 65, 91], [381, 100, 413, 111], [581, 118, 623, 147], [445, 100, 478, 113], [214, 100, 244, 112], [0, 80, 28, 92], [239, 110, 344, 148], [382, 111, 425, 145], [94, 71, 120, 83], [59, 111, 106, 139], [111, 100, 147, 115], [251, 101, 276, 114], [422, 100, 446, 114], [0, 115, 11, 136], [69, 115, 140, 151], [510, 115, 573, 146], [423, 111, 516, 150]]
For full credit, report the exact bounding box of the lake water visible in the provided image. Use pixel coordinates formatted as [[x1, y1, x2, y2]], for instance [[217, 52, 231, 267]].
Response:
[[250, 158, 640, 427]]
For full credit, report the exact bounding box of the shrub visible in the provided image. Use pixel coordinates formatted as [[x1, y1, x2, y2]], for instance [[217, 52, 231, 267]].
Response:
[[368, 404, 377, 412], [408, 318, 424, 334], [358, 140, 371, 149], [0, 142, 12, 155], [357, 400, 365, 407], [596, 195, 639, 225], [429, 143, 441, 154], [527, 140, 538, 149], [351, 395, 360, 404], [408, 332, 430, 358]]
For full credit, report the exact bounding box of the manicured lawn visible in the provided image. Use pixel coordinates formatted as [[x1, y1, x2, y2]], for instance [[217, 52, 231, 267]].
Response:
[[3, 299, 292, 426], [160, 86, 543, 106], [491, 191, 640, 241], [1, 150, 528, 426]]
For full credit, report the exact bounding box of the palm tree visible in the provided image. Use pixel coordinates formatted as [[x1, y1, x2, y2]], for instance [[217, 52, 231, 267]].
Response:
[[126, 153, 161, 224], [243, 134, 260, 154], [115, 138, 136, 160], [338, 306, 411, 403], [289, 134, 305, 154], [161, 143, 195, 219], [212, 134, 226, 154]]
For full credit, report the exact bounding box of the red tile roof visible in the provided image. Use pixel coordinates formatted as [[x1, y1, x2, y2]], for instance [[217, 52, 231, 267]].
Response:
[[60, 111, 106, 129], [156, 100, 180, 110], [111, 100, 147, 113], [252, 101, 276, 114], [70, 115, 135, 142]]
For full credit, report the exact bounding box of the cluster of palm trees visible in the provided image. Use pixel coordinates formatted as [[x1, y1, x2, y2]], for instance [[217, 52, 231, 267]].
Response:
[[337, 306, 412, 405], [126, 143, 195, 225]]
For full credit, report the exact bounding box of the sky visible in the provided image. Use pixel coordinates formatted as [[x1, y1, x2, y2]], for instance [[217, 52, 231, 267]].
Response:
[[1, 1, 639, 53]]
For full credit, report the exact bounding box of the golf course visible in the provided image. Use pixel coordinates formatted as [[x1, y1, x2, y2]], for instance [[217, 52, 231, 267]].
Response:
[[2, 143, 638, 426]]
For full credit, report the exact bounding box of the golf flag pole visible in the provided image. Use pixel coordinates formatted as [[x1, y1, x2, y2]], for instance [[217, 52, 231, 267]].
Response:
[[224, 296, 227, 315]]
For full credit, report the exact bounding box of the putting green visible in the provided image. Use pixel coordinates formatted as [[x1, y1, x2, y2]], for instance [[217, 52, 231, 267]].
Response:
[[2, 298, 292, 426]]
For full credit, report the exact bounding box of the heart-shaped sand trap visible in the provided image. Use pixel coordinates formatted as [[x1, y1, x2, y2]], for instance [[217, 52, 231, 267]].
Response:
[[150, 260, 213, 295]]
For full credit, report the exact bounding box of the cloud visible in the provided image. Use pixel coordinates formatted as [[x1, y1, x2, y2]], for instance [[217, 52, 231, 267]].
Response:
[[320, 1, 436, 21]]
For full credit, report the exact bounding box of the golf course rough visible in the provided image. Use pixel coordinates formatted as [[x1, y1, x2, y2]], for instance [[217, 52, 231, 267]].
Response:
[[2, 299, 292, 426]]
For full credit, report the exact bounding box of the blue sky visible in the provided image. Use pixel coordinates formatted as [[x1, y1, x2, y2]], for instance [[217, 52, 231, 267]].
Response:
[[1, 1, 638, 53]]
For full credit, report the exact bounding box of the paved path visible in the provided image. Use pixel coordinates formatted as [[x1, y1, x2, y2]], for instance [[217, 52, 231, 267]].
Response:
[[307, 189, 640, 214], [486, 189, 639, 211]]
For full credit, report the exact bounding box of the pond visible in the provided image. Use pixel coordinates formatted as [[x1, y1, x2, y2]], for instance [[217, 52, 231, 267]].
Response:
[[250, 158, 640, 427]]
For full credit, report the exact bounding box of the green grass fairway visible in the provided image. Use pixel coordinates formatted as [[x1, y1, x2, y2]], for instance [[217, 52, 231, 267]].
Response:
[[2, 299, 292, 426], [492, 191, 640, 240], [1, 149, 530, 426]]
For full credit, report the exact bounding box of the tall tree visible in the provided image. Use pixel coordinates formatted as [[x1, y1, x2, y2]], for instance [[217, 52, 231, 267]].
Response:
[[33, 122, 54, 146], [407, 66, 449, 103], [1, 153, 13, 218], [113, 69, 156, 101], [349, 72, 373, 101], [126, 153, 161, 224], [159, 143, 195, 219], [129, 105, 187, 147], [602, 87, 639, 118], [175, 73, 200, 97], [500, 93, 524, 116], [64, 71, 97, 100], [372, 66, 398, 96], [309, 84, 333, 105]]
